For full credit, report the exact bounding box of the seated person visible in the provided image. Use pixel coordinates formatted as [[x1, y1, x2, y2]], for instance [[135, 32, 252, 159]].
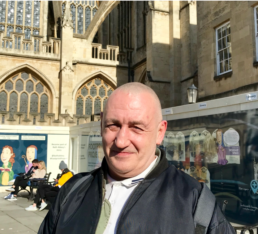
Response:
[[6, 161, 46, 201], [25, 161, 73, 211], [4, 159, 39, 199]]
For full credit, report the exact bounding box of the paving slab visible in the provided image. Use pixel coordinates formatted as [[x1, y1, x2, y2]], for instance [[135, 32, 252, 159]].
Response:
[[0, 192, 48, 234]]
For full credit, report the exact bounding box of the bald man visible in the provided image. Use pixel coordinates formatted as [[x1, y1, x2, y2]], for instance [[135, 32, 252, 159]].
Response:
[[39, 83, 234, 234]]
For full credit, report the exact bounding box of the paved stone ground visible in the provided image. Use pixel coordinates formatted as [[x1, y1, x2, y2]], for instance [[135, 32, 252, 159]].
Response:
[[0, 192, 48, 234]]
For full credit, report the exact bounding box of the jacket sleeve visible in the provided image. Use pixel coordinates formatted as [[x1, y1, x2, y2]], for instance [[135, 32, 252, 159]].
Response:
[[37, 173, 86, 234], [207, 203, 235, 234]]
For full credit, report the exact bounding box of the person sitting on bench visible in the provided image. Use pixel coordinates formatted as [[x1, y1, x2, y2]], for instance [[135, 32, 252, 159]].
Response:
[[4, 159, 39, 199], [6, 160, 46, 201], [25, 161, 73, 211]]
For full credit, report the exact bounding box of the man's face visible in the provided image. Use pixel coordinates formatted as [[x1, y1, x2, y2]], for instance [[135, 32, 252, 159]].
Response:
[[26, 148, 35, 162], [101, 91, 167, 179]]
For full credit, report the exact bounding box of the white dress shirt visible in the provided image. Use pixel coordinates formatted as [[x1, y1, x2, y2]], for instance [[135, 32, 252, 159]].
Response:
[[103, 157, 158, 234]]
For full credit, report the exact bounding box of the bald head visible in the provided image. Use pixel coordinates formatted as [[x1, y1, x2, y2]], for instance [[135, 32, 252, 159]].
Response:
[[104, 82, 163, 122]]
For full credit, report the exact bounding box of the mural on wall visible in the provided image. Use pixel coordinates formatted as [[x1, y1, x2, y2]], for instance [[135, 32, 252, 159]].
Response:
[[0, 134, 47, 186]]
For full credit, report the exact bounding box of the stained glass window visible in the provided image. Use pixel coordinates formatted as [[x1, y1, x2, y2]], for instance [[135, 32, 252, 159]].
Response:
[[26, 80, 33, 93], [40, 94, 48, 119], [21, 72, 29, 80], [108, 89, 113, 96], [93, 8, 97, 17], [0, 25, 4, 31], [103, 98, 108, 109], [0, 1, 6, 23], [15, 79, 23, 92], [62, 3, 65, 15], [36, 83, 43, 94], [0, 91, 7, 111], [5, 81, 13, 92], [99, 86, 105, 97], [95, 78, 101, 86], [16, 1, 23, 25], [7, 1, 15, 24], [76, 97, 83, 115], [30, 93, 38, 113], [85, 7, 91, 30], [33, 0, 40, 27], [7, 26, 13, 37], [25, 1, 32, 26], [71, 4, 76, 33], [85, 97, 92, 115], [9, 92, 18, 119], [24, 28, 31, 39], [33, 30, 39, 35], [94, 98, 101, 114], [90, 86, 97, 97], [81, 87, 88, 96], [20, 92, 28, 114], [12, 76, 18, 81], [16, 27, 22, 33], [77, 6, 83, 34]]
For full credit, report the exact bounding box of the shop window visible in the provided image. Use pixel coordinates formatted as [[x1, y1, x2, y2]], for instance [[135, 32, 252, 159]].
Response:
[[216, 22, 232, 75], [75, 78, 115, 116]]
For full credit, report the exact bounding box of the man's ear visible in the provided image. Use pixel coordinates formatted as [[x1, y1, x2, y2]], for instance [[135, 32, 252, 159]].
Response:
[[156, 120, 167, 145]]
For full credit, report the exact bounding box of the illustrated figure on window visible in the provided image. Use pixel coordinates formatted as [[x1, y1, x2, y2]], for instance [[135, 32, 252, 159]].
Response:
[[203, 133, 218, 163], [25, 145, 38, 173], [94, 145, 105, 169], [216, 129, 228, 165], [0, 145, 15, 185]]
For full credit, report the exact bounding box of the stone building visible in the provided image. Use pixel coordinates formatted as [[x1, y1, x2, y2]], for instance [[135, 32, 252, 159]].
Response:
[[197, 1, 258, 102], [0, 0, 200, 126]]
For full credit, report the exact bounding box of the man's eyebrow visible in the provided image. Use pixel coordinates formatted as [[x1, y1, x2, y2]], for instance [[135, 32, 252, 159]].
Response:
[[104, 119, 146, 126], [104, 119, 120, 124]]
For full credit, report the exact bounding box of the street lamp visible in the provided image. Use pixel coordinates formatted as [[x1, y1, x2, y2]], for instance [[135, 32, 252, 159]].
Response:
[[187, 84, 198, 103]]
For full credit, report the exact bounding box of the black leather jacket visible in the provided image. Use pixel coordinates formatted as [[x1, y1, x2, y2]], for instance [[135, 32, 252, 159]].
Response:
[[38, 150, 235, 234]]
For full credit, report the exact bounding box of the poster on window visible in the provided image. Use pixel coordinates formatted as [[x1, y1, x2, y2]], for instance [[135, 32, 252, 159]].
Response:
[[87, 136, 104, 171], [0, 133, 47, 186]]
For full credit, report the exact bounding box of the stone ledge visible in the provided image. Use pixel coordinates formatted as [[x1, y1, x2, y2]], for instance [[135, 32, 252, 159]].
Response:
[[214, 71, 233, 81]]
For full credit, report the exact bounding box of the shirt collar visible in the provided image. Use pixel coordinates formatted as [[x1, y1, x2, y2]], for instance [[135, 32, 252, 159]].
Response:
[[107, 156, 158, 188]]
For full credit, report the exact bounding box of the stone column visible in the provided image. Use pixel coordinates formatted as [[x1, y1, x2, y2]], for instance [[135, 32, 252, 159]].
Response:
[[60, 3, 75, 115]]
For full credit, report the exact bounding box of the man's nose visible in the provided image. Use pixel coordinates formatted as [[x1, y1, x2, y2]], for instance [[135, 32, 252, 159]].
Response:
[[115, 127, 130, 148]]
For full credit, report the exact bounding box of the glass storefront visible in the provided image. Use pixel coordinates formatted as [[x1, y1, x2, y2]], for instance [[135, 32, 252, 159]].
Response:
[[161, 108, 258, 226]]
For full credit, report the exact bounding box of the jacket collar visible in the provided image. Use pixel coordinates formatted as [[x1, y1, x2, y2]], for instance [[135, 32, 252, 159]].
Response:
[[100, 148, 168, 181]]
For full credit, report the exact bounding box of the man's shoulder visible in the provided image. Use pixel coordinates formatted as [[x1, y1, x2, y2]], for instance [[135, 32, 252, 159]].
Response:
[[167, 164, 202, 191]]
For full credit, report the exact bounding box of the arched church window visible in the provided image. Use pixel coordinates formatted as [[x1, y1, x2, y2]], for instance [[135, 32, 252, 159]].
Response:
[[0, 71, 52, 121], [75, 78, 115, 117], [7, 1, 15, 24], [0, 91, 7, 111], [77, 6, 83, 34], [25, 1, 32, 26], [33, 0, 40, 28], [85, 7, 91, 30], [70, 4, 76, 33], [16, 1, 23, 25], [0, 1, 6, 23]]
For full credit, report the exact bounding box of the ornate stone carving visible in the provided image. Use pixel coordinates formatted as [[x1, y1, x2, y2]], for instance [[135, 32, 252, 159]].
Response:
[[61, 62, 74, 73], [62, 3, 73, 29]]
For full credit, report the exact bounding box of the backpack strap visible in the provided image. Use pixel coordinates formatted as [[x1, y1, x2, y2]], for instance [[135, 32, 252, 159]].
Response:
[[194, 183, 216, 234]]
